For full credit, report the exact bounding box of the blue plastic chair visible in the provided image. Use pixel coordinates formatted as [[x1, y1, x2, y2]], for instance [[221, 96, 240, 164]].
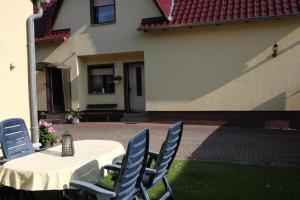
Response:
[[0, 118, 35, 164], [140, 121, 183, 200], [0, 118, 38, 199], [70, 129, 150, 200], [113, 121, 184, 200]]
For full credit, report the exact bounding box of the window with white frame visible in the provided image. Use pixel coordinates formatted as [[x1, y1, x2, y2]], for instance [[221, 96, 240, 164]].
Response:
[[91, 0, 116, 24], [88, 64, 115, 94]]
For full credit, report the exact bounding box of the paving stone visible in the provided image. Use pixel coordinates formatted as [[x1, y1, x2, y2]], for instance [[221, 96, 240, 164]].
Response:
[[54, 123, 300, 167]]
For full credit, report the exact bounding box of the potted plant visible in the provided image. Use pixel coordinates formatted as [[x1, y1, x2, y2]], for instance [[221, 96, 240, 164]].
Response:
[[68, 108, 82, 124], [39, 120, 58, 148], [113, 76, 122, 84]]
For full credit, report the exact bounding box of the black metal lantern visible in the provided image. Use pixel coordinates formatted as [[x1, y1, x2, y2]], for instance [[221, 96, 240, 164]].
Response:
[[61, 131, 75, 157], [272, 43, 278, 58]]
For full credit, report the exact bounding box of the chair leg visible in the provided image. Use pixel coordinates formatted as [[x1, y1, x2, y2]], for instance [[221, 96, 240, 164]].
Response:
[[139, 184, 150, 200], [162, 176, 175, 200], [80, 192, 89, 200]]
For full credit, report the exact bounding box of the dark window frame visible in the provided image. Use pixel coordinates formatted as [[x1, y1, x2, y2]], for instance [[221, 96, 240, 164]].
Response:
[[88, 64, 115, 95], [90, 0, 116, 25]]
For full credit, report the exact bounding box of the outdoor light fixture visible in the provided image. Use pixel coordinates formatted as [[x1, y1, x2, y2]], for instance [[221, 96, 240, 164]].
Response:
[[61, 131, 75, 157], [272, 43, 278, 58], [10, 63, 16, 71]]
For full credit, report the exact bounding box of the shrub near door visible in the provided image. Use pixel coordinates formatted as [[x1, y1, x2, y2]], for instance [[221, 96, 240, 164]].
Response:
[[68, 108, 82, 124]]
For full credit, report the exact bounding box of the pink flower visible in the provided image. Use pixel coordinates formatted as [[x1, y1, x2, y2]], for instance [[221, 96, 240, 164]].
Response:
[[39, 120, 44, 126], [47, 127, 56, 133]]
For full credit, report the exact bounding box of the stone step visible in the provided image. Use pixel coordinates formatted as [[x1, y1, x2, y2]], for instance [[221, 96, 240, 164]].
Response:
[[120, 117, 148, 123], [44, 119, 68, 125], [123, 112, 147, 118]]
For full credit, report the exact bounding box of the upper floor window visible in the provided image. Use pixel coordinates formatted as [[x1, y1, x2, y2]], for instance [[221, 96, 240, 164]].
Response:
[[91, 0, 116, 24]]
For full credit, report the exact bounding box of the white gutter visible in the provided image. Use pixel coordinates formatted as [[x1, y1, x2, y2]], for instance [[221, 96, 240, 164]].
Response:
[[27, 7, 44, 145]]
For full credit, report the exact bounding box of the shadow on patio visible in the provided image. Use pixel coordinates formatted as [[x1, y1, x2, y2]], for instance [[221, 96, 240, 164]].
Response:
[[188, 126, 300, 167]]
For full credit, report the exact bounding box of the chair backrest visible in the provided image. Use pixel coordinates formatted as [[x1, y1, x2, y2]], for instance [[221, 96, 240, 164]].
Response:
[[151, 121, 183, 185], [114, 129, 149, 200], [0, 118, 35, 159]]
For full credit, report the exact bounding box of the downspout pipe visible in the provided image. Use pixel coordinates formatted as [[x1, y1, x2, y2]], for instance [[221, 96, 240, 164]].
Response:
[[27, 7, 43, 145]]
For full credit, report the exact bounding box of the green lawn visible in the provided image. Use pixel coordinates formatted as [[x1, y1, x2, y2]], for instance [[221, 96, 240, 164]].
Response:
[[101, 160, 300, 200]]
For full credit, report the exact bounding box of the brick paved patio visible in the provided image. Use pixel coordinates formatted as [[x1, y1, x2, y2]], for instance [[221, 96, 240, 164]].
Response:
[[54, 122, 300, 167]]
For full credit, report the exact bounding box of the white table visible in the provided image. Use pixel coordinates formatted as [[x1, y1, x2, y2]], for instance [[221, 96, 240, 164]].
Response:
[[0, 140, 125, 191]]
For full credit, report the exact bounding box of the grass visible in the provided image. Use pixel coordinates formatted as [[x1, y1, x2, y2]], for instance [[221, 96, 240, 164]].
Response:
[[101, 160, 300, 200]]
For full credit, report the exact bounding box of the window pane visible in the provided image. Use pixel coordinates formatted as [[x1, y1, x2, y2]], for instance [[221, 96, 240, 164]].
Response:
[[91, 75, 103, 93], [104, 75, 115, 93], [97, 5, 115, 23]]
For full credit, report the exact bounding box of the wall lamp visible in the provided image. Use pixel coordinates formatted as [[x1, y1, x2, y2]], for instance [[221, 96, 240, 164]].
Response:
[[10, 63, 16, 71], [272, 43, 278, 58]]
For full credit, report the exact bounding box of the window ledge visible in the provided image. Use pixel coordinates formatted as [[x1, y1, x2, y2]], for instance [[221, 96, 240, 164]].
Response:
[[88, 93, 116, 96], [90, 22, 116, 27]]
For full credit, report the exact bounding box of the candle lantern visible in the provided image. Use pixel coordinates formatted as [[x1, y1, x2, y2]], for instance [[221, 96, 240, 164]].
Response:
[[61, 131, 75, 157]]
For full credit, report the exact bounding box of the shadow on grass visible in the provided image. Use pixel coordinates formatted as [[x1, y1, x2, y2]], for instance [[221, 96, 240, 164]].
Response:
[[149, 125, 300, 200]]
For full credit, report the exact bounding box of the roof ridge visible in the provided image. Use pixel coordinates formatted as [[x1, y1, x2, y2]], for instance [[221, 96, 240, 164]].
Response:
[[168, 0, 176, 21], [154, 0, 174, 20]]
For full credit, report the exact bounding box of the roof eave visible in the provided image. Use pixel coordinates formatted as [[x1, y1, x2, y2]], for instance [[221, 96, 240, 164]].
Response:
[[35, 37, 67, 44], [138, 14, 300, 32]]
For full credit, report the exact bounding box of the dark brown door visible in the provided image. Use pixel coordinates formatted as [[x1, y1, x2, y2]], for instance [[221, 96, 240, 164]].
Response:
[[46, 68, 65, 114]]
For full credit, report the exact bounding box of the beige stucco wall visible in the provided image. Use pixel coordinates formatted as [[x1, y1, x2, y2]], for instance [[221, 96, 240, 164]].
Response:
[[144, 19, 300, 111], [78, 52, 144, 110], [52, 0, 161, 55], [36, 0, 158, 111], [36, 0, 300, 111], [0, 0, 32, 125]]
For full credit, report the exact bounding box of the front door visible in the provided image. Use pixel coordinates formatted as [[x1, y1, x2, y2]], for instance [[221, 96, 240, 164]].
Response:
[[46, 68, 65, 114], [128, 63, 145, 112]]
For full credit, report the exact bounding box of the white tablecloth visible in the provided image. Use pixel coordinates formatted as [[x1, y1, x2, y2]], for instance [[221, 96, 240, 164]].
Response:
[[0, 140, 125, 191]]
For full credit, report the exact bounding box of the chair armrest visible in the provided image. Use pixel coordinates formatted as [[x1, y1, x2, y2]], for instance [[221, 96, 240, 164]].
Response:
[[0, 159, 10, 165], [104, 164, 121, 172], [145, 167, 156, 175], [114, 152, 159, 168], [147, 151, 159, 168], [105, 164, 121, 183], [148, 151, 159, 158], [70, 180, 116, 198], [115, 160, 122, 165]]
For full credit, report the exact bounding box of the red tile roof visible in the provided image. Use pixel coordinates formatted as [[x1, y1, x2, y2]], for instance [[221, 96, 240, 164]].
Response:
[[35, 29, 70, 42], [154, 0, 174, 19], [34, 0, 70, 42], [139, 0, 300, 31]]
